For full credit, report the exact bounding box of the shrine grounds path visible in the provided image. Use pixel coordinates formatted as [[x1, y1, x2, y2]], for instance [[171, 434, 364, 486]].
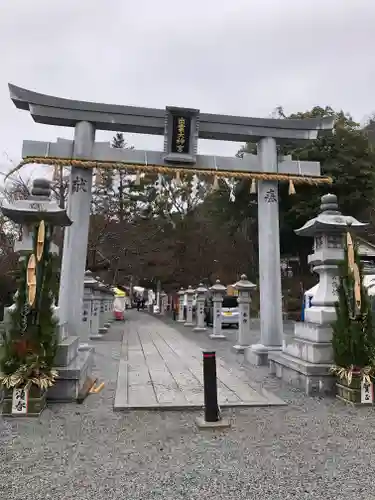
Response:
[[1, 312, 375, 500]]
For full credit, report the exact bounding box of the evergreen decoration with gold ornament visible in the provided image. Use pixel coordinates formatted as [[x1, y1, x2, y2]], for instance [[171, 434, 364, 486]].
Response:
[[27, 254, 37, 307], [0, 221, 59, 394], [330, 228, 375, 388]]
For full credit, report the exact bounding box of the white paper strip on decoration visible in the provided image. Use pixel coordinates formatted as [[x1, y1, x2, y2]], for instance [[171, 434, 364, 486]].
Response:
[[361, 380, 374, 404], [11, 387, 28, 414]]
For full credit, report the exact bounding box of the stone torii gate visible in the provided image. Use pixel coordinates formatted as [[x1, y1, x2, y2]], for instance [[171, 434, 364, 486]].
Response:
[[8, 84, 334, 361]]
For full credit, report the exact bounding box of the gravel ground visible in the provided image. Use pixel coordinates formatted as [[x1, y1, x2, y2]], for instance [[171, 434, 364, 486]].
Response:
[[1, 313, 375, 500]]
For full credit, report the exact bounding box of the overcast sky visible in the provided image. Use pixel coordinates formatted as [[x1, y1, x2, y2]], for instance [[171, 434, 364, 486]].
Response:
[[1, 0, 375, 180]]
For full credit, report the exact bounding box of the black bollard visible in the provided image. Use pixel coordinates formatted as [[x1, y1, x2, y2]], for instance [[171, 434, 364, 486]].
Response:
[[202, 350, 220, 422]]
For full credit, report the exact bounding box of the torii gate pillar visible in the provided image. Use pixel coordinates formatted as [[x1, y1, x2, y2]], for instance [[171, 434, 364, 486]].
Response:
[[58, 121, 95, 345], [247, 137, 284, 365]]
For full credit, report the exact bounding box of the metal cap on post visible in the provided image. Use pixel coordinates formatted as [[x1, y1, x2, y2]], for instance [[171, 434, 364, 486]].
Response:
[[196, 350, 230, 429]]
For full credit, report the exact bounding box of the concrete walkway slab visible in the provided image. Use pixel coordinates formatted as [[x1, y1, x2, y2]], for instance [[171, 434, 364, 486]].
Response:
[[114, 314, 286, 410]]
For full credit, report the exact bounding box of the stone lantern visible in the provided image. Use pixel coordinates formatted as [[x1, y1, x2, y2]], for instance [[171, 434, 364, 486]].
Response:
[[177, 288, 185, 322], [269, 194, 367, 394], [160, 291, 167, 315], [1, 178, 94, 402], [184, 286, 195, 327], [194, 283, 208, 332], [233, 274, 256, 352], [209, 279, 227, 339]]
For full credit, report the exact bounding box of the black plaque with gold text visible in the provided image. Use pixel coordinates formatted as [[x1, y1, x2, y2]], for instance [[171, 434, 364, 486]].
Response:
[[171, 115, 191, 155]]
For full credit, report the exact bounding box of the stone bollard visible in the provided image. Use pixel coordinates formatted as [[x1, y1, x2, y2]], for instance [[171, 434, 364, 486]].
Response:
[[177, 288, 185, 322], [184, 286, 195, 327], [232, 274, 256, 352], [160, 291, 167, 315], [194, 283, 208, 332], [209, 280, 227, 339], [83, 271, 102, 340], [97, 282, 109, 335], [82, 282, 92, 343]]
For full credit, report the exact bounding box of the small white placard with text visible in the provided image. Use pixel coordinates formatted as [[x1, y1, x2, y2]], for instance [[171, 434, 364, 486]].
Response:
[[361, 380, 374, 404]]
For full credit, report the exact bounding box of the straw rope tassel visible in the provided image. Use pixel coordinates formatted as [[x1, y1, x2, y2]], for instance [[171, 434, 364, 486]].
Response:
[[175, 170, 182, 186], [95, 169, 103, 186], [288, 179, 296, 195], [52, 165, 59, 182], [250, 178, 257, 194], [135, 170, 141, 186], [212, 175, 219, 191]]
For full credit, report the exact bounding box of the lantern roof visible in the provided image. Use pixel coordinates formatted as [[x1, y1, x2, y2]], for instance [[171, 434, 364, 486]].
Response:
[[295, 194, 367, 237], [1, 178, 72, 227]]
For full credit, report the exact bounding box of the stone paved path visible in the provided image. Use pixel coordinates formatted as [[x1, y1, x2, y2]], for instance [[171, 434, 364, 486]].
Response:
[[114, 313, 285, 409]]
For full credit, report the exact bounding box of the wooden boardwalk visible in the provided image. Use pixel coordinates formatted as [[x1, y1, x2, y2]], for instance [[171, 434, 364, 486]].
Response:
[[114, 313, 286, 410]]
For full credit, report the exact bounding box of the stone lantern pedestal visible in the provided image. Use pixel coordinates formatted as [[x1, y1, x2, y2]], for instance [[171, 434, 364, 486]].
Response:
[[233, 274, 256, 353], [269, 194, 367, 395], [209, 280, 227, 339], [184, 286, 195, 327], [177, 288, 185, 322], [194, 284, 208, 332], [1, 178, 94, 402]]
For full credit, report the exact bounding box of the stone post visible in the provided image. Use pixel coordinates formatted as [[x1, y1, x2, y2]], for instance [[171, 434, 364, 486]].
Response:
[[160, 291, 167, 315], [209, 280, 227, 339], [233, 274, 256, 353], [97, 282, 109, 335], [194, 283, 208, 332], [251, 137, 283, 364], [268, 194, 367, 394], [59, 121, 95, 347], [81, 284, 92, 344], [177, 288, 185, 322], [83, 271, 102, 341], [184, 286, 195, 326]]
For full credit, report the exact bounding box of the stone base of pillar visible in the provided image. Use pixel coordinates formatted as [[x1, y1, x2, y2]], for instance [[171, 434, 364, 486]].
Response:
[[177, 319, 185, 323], [184, 322, 194, 327], [193, 326, 207, 332], [99, 327, 108, 335], [267, 322, 335, 395], [48, 337, 95, 403], [244, 343, 281, 366], [209, 333, 226, 340], [89, 333, 104, 341]]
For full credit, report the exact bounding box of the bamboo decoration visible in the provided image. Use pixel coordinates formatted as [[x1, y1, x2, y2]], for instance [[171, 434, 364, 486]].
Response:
[[346, 230, 362, 313], [36, 220, 45, 262], [26, 254, 37, 307]]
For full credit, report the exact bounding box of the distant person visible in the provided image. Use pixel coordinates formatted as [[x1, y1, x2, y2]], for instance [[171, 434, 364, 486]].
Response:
[[136, 299, 141, 311]]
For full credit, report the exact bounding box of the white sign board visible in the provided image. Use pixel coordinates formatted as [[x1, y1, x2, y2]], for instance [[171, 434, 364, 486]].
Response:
[[12, 387, 28, 414], [361, 380, 374, 404]]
